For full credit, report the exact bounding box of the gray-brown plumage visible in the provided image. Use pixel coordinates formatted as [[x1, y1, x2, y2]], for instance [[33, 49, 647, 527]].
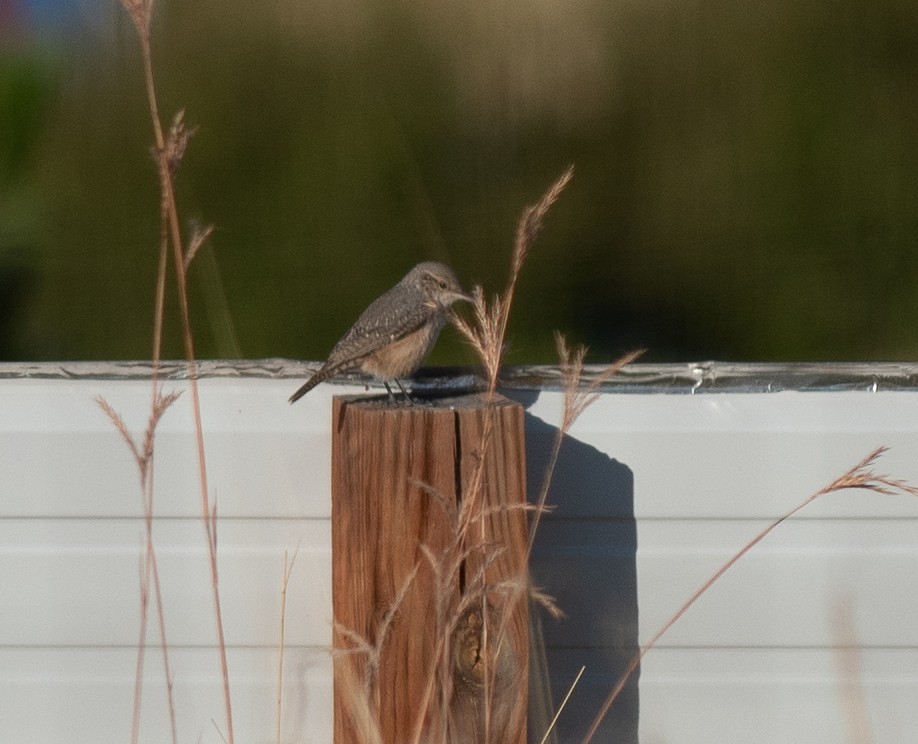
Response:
[[289, 261, 471, 403]]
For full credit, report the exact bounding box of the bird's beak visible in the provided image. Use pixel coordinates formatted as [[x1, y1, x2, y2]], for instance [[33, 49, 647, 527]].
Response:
[[448, 289, 474, 306]]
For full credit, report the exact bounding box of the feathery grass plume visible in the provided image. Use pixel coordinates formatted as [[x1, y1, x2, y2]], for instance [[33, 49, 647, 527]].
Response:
[[452, 286, 503, 392], [330, 476, 467, 744], [95, 389, 182, 489], [453, 166, 574, 392], [512, 166, 574, 282], [392, 474, 545, 744], [523, 335, 645, 553], [581, 445, 918, 743], [119, 0, 152, 37], [162, 110, 197, 176], [554, 332, 645, 432], [815, 446, 918, 497], [185, 221, 215, 271]]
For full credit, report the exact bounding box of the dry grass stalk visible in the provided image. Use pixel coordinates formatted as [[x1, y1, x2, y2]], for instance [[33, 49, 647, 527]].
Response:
[[275, 546, 301, 744], [439, 172, 575, 743], [425, 328, 640, 744], [440, 168, 646, 744], [336, 171, 579, 744], [134, 548, 151, 743], [539, 665, 585, 744], [452, 168, 576, 548], [527, 334, 644, 553], [96, 389, 181, 744], [830, 596, 873, 744], [335, 564, 420, 706], [115, 1, 230, 741], [453, 166, 574, 393], [581, 445, 918, 743], [447, 168, 647, 744], [482, 337, 641, 744], [336, 652, 386, 744]]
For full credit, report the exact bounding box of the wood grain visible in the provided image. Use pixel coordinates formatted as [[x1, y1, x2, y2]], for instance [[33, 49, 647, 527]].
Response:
[[331, 393, 527, 744]]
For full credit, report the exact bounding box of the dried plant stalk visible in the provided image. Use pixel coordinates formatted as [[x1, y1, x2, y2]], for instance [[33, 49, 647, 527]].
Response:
[[96, 389, 181, 744], [539, 665, 585, 744], [275, 546, 301, 744], [449, 168, 649, 744], [453, 166, 574, 392], [581, 446, 918, 743], [115, 1, 231, 741], [830, 596, 873, 744]]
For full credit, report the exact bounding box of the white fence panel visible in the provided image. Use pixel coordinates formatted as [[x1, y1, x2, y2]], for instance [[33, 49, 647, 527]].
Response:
[[2, 362, 918, 743]]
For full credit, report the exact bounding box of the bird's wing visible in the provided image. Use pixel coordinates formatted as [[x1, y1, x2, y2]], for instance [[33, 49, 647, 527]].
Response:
[[324, 284, 432, 368]]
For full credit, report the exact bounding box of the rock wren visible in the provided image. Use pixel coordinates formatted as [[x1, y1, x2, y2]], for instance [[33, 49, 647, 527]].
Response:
[[289, 261, 471, 403]]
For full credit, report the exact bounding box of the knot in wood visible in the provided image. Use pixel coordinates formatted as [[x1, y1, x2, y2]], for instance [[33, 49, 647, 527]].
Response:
[[451, 603, 516, 693]]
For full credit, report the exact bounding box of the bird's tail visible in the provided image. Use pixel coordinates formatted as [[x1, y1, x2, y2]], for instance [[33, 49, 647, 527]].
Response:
[[288, 367, 333, 403]]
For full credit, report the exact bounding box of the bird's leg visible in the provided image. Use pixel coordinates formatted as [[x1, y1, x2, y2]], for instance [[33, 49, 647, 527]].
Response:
[[394, 378, 414, 405], [383, 380, 396, 402]]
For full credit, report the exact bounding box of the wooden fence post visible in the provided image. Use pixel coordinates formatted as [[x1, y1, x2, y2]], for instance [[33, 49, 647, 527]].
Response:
[[331, 393, 528, 744]]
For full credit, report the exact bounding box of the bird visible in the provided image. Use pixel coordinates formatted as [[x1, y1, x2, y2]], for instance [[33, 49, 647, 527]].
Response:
[[289, 261, 471, 403]]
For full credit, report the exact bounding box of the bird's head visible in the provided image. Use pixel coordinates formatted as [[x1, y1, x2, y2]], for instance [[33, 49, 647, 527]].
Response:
[[411, 262, 472, 309]]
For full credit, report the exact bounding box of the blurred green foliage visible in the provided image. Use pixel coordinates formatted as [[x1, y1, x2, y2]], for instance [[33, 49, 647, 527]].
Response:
[[2, 0, 918, 363]]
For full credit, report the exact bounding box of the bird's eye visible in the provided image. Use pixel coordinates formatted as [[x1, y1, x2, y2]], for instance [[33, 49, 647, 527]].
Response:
[[438, 280, 447, 289]]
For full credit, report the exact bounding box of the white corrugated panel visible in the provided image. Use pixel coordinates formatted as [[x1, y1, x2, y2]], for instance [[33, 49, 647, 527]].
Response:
[[2, 363, 918, 744], [0, 368, 341, 744], [521, 384, 918, 744]]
